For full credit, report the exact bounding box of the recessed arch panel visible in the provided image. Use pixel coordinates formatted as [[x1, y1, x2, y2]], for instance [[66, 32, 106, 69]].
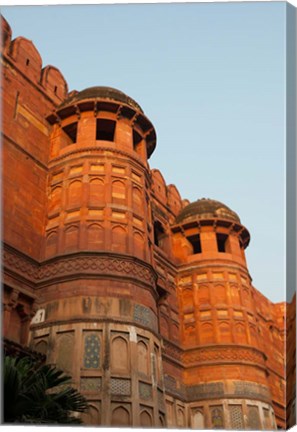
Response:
[[111, 336, 129, 372]]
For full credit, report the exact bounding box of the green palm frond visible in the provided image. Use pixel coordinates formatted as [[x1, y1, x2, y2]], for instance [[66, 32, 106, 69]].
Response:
[[3, 354, 88, 424]]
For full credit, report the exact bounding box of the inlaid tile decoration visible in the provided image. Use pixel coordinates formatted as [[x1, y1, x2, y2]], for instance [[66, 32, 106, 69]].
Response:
[[234, 381, 270, 400], [84, 333, 100, 369], [211, 406, 224, 429], [133, 304, 158, 331], [157, 389, 165, 410], [187, 382, 224, 400], [80, 377, 102, 393], [139, 382, 152, 400]]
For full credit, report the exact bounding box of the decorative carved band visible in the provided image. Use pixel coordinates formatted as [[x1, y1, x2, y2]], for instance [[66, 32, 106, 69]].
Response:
[[3, 245, 157, 288], [183, 345, 266, 367], [164, 374, 186, 400], [38, 256, 156, 286], [187, 381, 224, 401], [186, 380, 271, 403], [162, 338, 183, 362], [3, 248, 37, 282]]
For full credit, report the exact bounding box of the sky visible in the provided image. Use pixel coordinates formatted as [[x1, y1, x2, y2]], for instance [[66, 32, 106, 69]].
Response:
[[2, 1, 287, 302]]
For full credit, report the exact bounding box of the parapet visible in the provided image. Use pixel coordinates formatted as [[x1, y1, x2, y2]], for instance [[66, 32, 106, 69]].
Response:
[[1, 15, 68, 104]]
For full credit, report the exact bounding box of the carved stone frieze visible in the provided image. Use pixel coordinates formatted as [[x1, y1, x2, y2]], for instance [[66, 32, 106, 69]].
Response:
[[183, 345, 265, 366], [187, 382, 224, 401], [3, 248, 37, 282], [3, 245, 157, 288], [186, 380, 271, 402], [164, 374, 186, 399], [163, 339, 183, 362], [38, 256, 156, 286]]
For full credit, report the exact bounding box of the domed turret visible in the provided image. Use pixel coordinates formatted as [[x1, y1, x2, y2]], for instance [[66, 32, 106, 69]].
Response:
[[47, 85, 156, 159], [42, 85, 164, 427], [172, 197, 250, 262], [176, 198, 240, 224], [59, 86, 143, 112]]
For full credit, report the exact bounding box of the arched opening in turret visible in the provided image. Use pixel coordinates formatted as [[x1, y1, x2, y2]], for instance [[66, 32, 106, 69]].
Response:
[[154, 221, 165, 248], [187, 234, 202, 254], [216, 233, 229, 253], [62, 122, 77, 144], [96, 118, 116, 141], [133, 129, 142, 155]]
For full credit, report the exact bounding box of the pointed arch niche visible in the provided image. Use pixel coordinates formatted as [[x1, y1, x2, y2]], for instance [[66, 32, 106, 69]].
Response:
[[111, 335, 129, 373], [89, 177, 104, 207], [87, 223, 104, 250], [111, 225, 126, 253], [111, 406, 131, 426], [137, 340, 149, 376]]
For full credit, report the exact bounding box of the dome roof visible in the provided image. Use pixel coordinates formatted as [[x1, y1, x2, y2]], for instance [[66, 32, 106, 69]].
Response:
[[176, 198, 241, 224], [59, 86, 143, 112]]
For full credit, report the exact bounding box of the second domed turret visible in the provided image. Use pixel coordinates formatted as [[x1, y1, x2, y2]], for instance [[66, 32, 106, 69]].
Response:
[[176, 198, 240, 224]]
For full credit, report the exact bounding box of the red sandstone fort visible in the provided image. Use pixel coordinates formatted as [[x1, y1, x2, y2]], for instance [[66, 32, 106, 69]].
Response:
[[2, 15, 294, 429]]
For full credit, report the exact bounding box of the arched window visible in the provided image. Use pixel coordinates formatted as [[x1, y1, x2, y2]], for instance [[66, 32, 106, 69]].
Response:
[[56, 333, 74, 374], [182, 288, 193, 311], [89, 178, 104, 206], [192, 410, 204, 428], [249, 325, 258, 346], [159, 415, 165, 427], [34, 340, 48, 355], [234, 323, 247, 344], [218, 322, 231, 343], [230, 284, 240, 304], [200, 323, 214, 344], [132, 187, 142, 214], [137, 341, 149, 375], [68, 180, 82, 209], [81, 404, 100, 426], [45, 231, 58, 257], [84, 334, 100, 369], [64, 225, 79, 252], [133, 231, 145, 260], [214, 285, 226, 304], [49, 186, 62, 214], [111, 225, 126, 253], [111, 406, 130, 426], [160, 316, 169, 338], [177, 408, 185, 427], [140, 410, 153, 427], [111, 336, 129, 372], [211, 406, 224, 429], [87, 224, 104, 250], [112, 180, 126, 204], [198, 285, 210, 305]]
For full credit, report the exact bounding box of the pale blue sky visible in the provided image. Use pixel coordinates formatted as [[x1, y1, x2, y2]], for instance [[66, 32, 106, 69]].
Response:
[[2, 2, 286, 302]]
